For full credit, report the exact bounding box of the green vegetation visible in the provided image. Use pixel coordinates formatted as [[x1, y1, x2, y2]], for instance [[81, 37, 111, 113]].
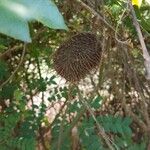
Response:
[[0, 0, 150, 150]]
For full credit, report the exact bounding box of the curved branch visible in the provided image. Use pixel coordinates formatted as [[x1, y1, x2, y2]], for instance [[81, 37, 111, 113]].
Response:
[[0, 43, 27, 89], [128, 0, 150, 80]]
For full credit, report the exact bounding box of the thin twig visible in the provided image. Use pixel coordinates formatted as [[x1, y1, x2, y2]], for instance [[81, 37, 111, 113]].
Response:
[[128, 0, 150, 80], [51, 102, 87, 150], [77, 86, 117, 150], [115, 8, 129, 44], [0, 27, 46, 59], [117, 43, 150, 133], [57, 84, 74, 150], [51, 90, 97, 150], [35, 55, 49, 150], [75, 0, 134, 51], [121, 68, 147, 132], [0, 44, 22, 59], [39, 126, 49, 150], [76, 0, 115, 32], [0, 43, 27, 89], [122, 45, 150, 131], [57, 120, 64, 150]]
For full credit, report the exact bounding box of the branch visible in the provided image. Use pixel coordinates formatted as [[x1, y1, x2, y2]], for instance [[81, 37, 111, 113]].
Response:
[[0, 44, 22, 59], [76, 0, 115, 32], [121, 45, 150, 131], [0, 43, 27, 89], [77, 86, 116, 150], [76, 0, 150, 80], [39, 126, 49, 150], [128, 0, 150, 80], [0, 27, 46, 59]]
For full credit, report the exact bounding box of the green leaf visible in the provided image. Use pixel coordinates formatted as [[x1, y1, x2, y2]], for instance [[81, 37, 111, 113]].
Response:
[[97, 115, 132, 136], [0, 84, 17, 99], [0, 0, 67, 42], [110, 4, 122, 17], [123, 117, 132, 126], [14, 89, 24, 101], [1, 0, 67, 29], [0, 44, 7, 52], [24, 0, 68, 30], [68, 101, 81, 113], [0, 6, 31, 42], [79, 116, 104, 149], [134, 7, 150, 33], [48, 75, 57, 85], [0, 61, 8, 80], [37, 78, 47, 92], [128, 142, 146, 150], [90, 96, 102, 109]]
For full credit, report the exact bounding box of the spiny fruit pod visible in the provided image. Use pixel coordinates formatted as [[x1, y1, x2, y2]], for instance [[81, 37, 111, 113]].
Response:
[[53, 32, 102, 82]]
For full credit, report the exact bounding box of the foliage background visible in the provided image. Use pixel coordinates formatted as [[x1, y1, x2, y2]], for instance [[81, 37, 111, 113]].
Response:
[[0, 0, 150, 150]]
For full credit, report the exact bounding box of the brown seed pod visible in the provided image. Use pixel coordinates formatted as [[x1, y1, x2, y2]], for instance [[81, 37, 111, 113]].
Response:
[[53, 32, 102, 82]]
